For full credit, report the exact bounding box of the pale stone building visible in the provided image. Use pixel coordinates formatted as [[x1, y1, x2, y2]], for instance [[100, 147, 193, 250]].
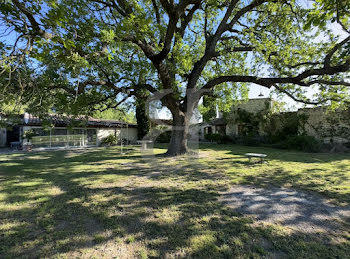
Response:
[[193, 98, 350, 144], [194, 98, 272, 140]]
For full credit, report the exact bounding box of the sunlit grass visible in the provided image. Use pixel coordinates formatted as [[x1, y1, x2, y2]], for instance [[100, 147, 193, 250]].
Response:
[[198, 144, 350, 204], [0, 145, 349, 258]]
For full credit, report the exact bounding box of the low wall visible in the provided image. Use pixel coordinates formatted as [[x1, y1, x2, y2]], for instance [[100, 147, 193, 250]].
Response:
[[299, 108, 350, 143]]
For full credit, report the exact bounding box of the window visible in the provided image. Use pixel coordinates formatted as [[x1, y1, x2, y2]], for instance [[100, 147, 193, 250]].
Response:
[[51, 128, 68, 147], [31, 128, 51, 148], [29, 127, 97, 148], [87, 129, 97, 146], [67, 129, 85, 147]]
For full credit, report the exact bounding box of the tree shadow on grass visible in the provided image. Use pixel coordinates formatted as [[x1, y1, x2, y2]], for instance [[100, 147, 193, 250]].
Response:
[[220, 186, 350, 234], [236, 166, 350, 204], [1, 147, 350, 258]]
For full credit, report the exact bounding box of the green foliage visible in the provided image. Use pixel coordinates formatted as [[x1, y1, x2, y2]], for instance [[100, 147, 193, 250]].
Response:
[[1, 0, 350, 156], [135, 90, 150, 140], [155, 131, 171, 143], [280, 135, 322, 153], [204, 133, 235, 144], [200, 96, 217, 122], [305, 0, 350, 31], [22, 130, 36, 141], [93, 108, 135, 123], [226, 101, 272, 137], [101, 134, 117, 146], [205, 133, 223, 143], [234, 109, 260, 136], [264, 113, 309, 142], [223, 102, 322, 151], [239, 136, 262, 147]]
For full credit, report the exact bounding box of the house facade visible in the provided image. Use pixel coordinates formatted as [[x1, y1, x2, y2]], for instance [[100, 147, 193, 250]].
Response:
[[195, 98, 272, 140], [0, 113, 138, 148], [195, 98, 350, 144]]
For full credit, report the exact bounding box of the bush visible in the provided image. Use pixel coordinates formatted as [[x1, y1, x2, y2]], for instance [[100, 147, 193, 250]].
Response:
[[281, 135, 321, 152], [23, 130, 36, 141], [156, 131, 171, 143], [205, 133, 223, 143], [218, 135, 235, 144], [267, 134, 285, 144], [239, 136, 262, 146], [101, 134, 117, 146], [343, 142, 350, 149]]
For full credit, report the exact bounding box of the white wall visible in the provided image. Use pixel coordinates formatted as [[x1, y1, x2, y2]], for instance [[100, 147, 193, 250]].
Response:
[[120, 128, 138, 142], [97, 128, 116, 146], [96, 127, 138, 145]]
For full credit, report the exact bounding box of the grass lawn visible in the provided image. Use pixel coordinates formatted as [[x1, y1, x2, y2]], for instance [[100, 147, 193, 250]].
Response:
[[0, 144, 349, 258]]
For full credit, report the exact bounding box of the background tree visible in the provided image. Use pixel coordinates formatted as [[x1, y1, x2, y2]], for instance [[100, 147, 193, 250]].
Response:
[[200, 96, 217, 122], [0, 0, 349, 156], [135, 88, 150, 139]]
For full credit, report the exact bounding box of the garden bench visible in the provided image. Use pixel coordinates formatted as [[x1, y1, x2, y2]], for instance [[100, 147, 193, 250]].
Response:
[[244, 153, 267, 163]]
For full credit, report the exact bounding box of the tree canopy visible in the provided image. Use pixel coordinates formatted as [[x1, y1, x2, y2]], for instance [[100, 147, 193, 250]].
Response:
[[0, 0, 349, 155]]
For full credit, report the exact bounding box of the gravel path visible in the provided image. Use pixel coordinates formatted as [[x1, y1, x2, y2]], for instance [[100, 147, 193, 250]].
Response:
[[220, 185, 350, 234]]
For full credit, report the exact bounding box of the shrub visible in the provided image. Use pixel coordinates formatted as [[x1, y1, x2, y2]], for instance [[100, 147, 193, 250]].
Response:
[[343, 142, 350, 149], [240, 136, 261, 146], [23, 130, 36, 141], [218, 135, 235, 144], [282, 135, 321, 152], [101, 134, 117, 145], [204, 134, 236, 144], [205, 133, 223, 143], [156, 131, 171, 143]]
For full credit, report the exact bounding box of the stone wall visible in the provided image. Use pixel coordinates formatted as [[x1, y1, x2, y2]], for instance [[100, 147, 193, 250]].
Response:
[[197, 97, 350, 144], [224, 100, 350, 144], [235, 98, 272, 114], [298, 108, 350, 143]]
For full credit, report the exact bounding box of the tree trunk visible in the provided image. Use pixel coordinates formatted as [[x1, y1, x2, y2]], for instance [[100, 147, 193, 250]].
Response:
[[166, 113, 190, 156], [135, 91, 150, 140], [136, 99, 150, 140]]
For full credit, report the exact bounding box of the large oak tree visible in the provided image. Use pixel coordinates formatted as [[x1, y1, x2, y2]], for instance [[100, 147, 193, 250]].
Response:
[[0, 0, 349, 155]]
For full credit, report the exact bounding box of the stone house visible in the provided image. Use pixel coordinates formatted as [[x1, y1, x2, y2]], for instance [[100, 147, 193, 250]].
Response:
[[195, 98, 350, 144], [195, 98, 272, 140]]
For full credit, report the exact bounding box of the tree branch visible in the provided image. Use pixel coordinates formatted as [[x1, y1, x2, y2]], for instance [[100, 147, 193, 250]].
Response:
[[11, 0, 53, 39], [202, 59, 350, 90], [324, 35, 350, 67]]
